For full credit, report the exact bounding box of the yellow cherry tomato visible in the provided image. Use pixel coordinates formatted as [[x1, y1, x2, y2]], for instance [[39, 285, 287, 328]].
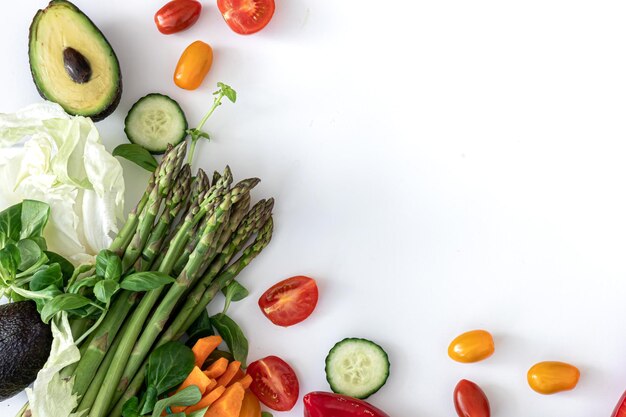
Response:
[[448, 330, 495, 363], [174, 40, 213, 90], [527, 361, 580, 394]]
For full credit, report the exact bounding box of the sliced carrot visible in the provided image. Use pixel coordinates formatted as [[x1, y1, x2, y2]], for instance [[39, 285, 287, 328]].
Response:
[[238, 390, 261, 417], [169, 366, 212, 413], [193, 336, 223, 368], [217, 361, 241, 387], [233, 374, 252, 390], [204, 357, 229, 379], [186, 385, 227, 413], [205, 382, 245, 417], [227, 369, 245, 386]]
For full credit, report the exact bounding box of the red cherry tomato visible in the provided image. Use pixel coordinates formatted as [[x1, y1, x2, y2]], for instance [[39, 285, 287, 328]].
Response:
[[454, 379, 491, 417], [612, 390, 626, 417], [217, 0, 275, 35], [258, 276, 318, 327], [303, 392, 390, 417], [154, 0, 202, 35], [247, 355, 299, 411]]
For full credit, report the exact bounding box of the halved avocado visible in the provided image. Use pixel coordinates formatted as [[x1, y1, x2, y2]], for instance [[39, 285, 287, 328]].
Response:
[[28, 0, 122, 121]]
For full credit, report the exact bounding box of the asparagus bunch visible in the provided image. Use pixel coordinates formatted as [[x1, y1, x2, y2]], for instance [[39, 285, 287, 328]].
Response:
[[15, 142, 274, 417]]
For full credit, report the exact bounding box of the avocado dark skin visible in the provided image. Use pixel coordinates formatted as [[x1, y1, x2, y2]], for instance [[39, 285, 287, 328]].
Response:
[[0, 301, 52, 401]]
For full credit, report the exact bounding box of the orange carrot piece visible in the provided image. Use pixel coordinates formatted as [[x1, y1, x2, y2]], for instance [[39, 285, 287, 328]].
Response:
[[204, 357, 229, 379], [238, 390, 261, 417], [169, 367, 212, 413], [234, 374, 252, 390], [217, 361, 241, 387], [186, 385, 227, 413], [193, 336, 223, 368], [227, 369, 245, 386], [205, 382, 245, 417]]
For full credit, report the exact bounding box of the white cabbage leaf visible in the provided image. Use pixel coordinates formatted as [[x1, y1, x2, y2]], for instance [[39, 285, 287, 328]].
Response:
[[0, 102, 124, 265]]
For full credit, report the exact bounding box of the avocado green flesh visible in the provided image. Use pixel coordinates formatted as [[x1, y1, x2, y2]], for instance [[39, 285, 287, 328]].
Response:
[[0, 301, 53, 401], [28, 0, 122, 121]]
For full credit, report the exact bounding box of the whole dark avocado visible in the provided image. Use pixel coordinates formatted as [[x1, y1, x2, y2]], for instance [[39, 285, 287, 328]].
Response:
[[28, 0, 122, 121], [0, 301, 53, 401]]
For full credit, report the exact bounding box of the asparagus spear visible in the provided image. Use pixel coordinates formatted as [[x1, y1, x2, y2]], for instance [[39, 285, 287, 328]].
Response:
[[121, 143, 187, 271], [109, 215, 274, 417], [135, 164, 191, 272]]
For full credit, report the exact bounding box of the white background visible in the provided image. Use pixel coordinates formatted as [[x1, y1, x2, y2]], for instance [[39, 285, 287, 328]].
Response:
[[2, 0, 626, 416]]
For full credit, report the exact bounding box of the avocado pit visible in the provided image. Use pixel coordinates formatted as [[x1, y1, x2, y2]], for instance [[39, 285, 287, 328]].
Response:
[[63, 47, 92, 84]]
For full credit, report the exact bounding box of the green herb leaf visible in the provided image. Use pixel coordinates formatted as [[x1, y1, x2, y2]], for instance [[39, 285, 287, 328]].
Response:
[[186, 309, 214, 347], [211, 313, 249, 366], [94, 279, 120, 303], [68, 275, 100, 293], [0, 203, 23, 247], [16, 239, 43, 272], [121, 396, 140, 417], [143, 341, 196, 413], [187, 408, 209, 417], [216, 82, 237, 103], [44, 251, 75, 281], [120, 271, 175, 292], [113, 144, 158, 172], [0, 243, 20, 280], [261, 412, 274, 417], [151, 386, 202, 417], [30, 264, 63, 291], [19, 200, 50, 240], [41, 293, 92, 323], [96, 249, 123, 282], [222, 280, 249, 314]]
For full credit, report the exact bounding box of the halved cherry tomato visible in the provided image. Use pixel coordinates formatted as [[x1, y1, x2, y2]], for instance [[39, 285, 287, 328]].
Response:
[[174, 41, 213, 90], [611, 390, 626, 417], [247, 356, 299, 411], [527, 361, 580, 394], [154, 0, 202, 35], [454, 379, 491, 417], [448, 330, 495, 363], [217, 0, 275, 35], [258, 276, 318, 327], [303, 392, 390, 417]]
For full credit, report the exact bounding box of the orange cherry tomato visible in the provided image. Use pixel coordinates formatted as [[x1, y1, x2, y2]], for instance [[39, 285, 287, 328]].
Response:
[[239, 390, 261, 417], [527, 361, 580, 394], [448, 330, 495, 363], [174, 41, 213, 90]]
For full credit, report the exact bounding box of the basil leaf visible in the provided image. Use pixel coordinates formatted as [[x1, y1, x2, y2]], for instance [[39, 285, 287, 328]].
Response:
[[186, 309, 214, 347], [19, 200, 50, 240], [146, 341, 195, 395], [41, 293, 92, 323], [0, 203, 23, 247], [211, 313, 249, 366], [0, 243, 20, 279], [16, 239, 43, 272], [45, 251, 75, 281], [222, 280, 249, 314], [120, 272, 175, 292], [151, 386, 202, 417], [113, 144, 158, 172], [96, 249, 123, 282], [30, 264, 63, 291], [262, 413, 274, 417], [94, 279, 120, 303], [68, 275, 100, 293], [121, 396, 140, 417]]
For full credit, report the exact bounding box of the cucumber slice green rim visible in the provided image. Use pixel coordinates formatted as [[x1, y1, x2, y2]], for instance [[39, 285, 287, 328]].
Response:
[[325, 337, 390, 399], [124, 93, 188, 155]]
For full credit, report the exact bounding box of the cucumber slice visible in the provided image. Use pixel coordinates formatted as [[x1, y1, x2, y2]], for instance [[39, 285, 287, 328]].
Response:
[[325, 338, 390, 399], [124, 93, 188, 154]]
